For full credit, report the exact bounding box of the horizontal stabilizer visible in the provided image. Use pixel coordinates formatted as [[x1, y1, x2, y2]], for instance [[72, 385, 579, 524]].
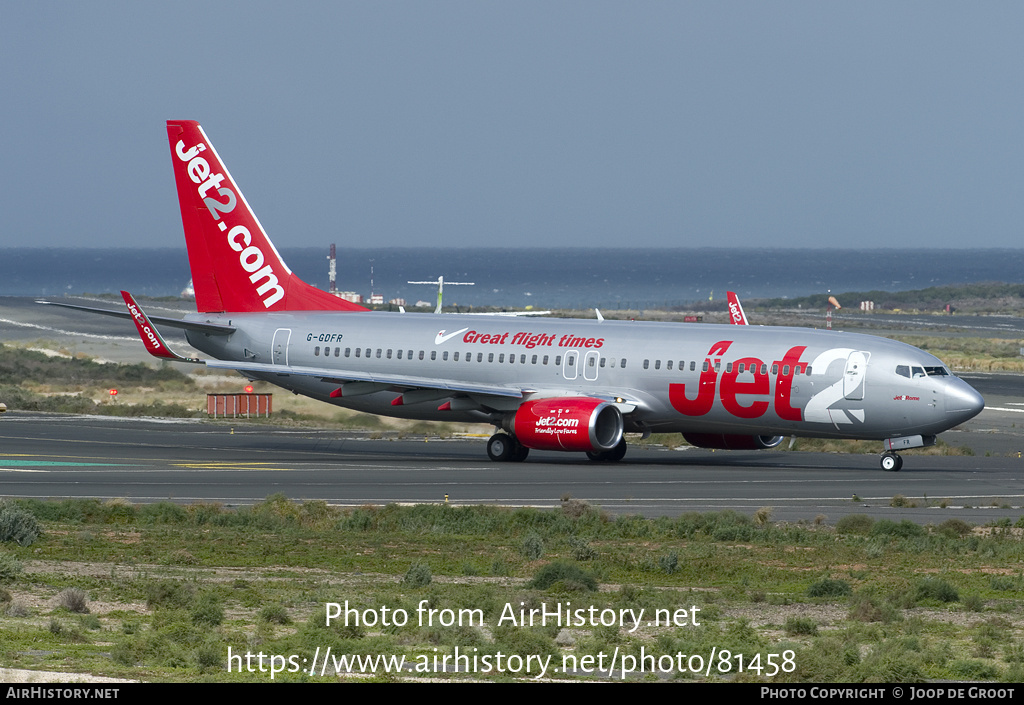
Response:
[[36, 299, 234, 335]]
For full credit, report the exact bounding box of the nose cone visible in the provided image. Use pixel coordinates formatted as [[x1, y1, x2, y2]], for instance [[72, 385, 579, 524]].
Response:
[[945, 378, 985, 425]]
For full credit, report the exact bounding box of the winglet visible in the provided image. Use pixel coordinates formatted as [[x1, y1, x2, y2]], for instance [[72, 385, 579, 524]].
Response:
[[121, 291, 200, 362], [726, 291, 749, 325]]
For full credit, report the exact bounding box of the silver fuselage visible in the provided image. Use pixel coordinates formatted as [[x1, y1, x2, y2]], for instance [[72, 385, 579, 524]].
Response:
[[184, 310, 983, 441]]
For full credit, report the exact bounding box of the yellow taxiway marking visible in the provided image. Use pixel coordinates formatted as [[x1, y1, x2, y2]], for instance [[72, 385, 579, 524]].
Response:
[[172, 462, 292, 470]]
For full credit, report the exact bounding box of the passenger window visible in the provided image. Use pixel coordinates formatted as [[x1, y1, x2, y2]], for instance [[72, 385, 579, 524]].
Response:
[[314, 346, 320, 356]]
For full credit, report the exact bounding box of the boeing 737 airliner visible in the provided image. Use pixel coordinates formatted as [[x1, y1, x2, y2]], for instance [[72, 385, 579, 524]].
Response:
[[43, 121, 985, 471]]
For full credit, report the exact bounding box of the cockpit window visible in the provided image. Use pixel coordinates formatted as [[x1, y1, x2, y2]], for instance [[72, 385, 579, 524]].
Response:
[[897, 364, 950, 378]]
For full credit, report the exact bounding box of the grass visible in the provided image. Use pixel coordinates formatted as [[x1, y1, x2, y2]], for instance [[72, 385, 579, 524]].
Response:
[[3, 497, 1024, 682], [889, 335, 1024, 372]]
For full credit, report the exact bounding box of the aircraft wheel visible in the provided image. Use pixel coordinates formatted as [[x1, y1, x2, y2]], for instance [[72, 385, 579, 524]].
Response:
[[487, 433, 515, 462], [880, 453, 902, 472], [586, 451, 604, 462], [606, 438, 627, 462], [511, 442, 530, 462]]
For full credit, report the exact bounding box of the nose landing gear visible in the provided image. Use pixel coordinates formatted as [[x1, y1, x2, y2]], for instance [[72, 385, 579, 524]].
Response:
[[880, 452, 903, 472], [880, 435, 934, 471]]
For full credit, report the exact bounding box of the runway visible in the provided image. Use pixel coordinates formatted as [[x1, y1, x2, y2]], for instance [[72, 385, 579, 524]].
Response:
[[2, 402, 1023, 524]]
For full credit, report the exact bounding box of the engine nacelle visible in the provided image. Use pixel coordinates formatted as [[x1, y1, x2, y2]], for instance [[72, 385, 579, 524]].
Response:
[[682, 433, 785, 450], [508, 397, 623, 452]]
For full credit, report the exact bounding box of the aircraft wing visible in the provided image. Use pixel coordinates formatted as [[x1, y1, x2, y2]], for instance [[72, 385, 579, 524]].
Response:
[[109, 292, 525, 399], [97, 293, 650, 413], [203, 358, 526, 399], [36, 299, 235, 335]]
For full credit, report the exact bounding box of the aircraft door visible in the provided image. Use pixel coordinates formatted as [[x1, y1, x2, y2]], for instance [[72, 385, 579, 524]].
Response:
[[843, 351, 869, 401], [583, 350, 600, 381], [272, 328, 292, 366], [562, 350, 579, 380]]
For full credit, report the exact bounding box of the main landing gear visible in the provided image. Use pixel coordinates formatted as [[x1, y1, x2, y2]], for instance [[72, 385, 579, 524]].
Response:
[[880, 452, 903, 472], [487, 433, 529, 462], [485, 433, 628, 463], [586, 438, 627, 463]]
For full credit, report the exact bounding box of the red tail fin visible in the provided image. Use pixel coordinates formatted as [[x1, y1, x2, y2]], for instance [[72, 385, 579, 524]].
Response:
[[166, 121, 367, 313], [726, 291, 748, 325]]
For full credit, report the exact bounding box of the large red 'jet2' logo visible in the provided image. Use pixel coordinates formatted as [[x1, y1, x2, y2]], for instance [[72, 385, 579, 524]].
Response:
[[669, 341, 807, 421]]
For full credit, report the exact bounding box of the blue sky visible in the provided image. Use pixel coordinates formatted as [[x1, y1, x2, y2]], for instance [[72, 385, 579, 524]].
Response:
[[2, 2, 1022, 249]]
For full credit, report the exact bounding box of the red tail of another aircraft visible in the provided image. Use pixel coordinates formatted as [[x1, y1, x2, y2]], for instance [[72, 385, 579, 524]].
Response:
[[166, 120, 367, 314], [726, 291, 748, 325]]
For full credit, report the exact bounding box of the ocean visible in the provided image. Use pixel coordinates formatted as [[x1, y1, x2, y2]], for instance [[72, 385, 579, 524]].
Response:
[[3, 247, 1024, 311]]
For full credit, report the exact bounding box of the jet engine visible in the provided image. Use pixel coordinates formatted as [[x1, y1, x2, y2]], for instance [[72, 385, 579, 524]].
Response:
[[682, 433, 785, 450], [506, 397, 623, 452]]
